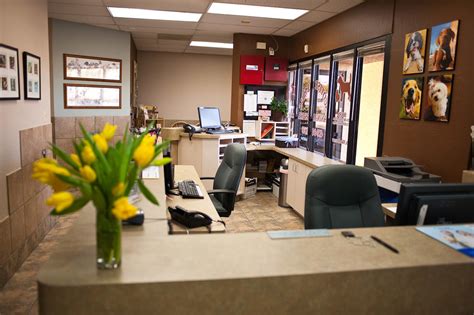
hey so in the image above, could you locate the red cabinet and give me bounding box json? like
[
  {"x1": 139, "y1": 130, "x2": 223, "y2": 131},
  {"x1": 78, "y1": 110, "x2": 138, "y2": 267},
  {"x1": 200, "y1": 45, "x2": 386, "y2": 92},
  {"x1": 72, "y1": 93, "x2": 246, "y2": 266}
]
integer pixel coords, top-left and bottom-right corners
[
  {"x1": 265, "y1": 57, "x2": 288, "y2": 82},
  {"x1": 240, "y1": 55, "x2": 264, "y2": 85}
]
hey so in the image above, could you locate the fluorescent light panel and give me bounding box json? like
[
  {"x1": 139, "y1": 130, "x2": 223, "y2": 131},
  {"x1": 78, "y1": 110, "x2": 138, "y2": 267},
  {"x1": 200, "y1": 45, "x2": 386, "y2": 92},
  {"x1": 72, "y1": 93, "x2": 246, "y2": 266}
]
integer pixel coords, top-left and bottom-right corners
[
  {"x1": 108, "y1": 7, "x2": 201, "y2": 22},
  {"x1": 208, "y1": 2, "x2": 308, "y2": 20},
  {"x1": 190, "y1": 41, "x2": 233, "y2": 49}
]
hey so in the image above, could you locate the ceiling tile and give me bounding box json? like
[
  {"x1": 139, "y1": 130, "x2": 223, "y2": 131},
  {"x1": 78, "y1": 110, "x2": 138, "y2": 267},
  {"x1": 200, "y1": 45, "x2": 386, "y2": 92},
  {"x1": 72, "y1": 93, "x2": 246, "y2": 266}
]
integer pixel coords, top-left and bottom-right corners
[
  {"x1": 113, "y1": 17, "x2": 197, "y2": 30},
  {"x1": 198, "y1": 23, "x2": 278, "y2": 35},
  {"x1": 272, "y1": 28, "x2": 298, "y2": 36},
  {"x1": 186, "y1": 46, "x2": 233, "y2": 56},
  {"x1": 49, "y1": 13, "x2": 116, "y2": 25},
  {"x1": 282, "y1": 20, "x2": 315, "y2": 31},
  {"x1": 93, "y1": 24, "x2": 121, "y2": 30},
  {"x1": 315, "y1": 0, "x2": 363, "y2": 13},
  {"x1": 122, "y1": 26, "x2": 195, "y2": 35},
  {"x1": 132, "y1": 31, "x2": 158, "y2": 39},
  {"x1": 201, "y1": 13, "x2": 288, "y2": 28},
  {"x1": 48, "y1": 3, "x2": 110, "y2": 16},
  {"x1": 133, "y1": 38, "x2": 158, "y2": 46},
  {"x1": 48, "y1": 0, "x2": 104, "y2": 5},
  {"x1": 298, "y1": 9, "x2": 336, "y2": 22},
  {"x1": 215, "y1": 0, "x2": 328, "y2": 10},
  {"x1": 102, "y1": 0, "x2": 211, "y2": 13},
  {"x1": 158, "y1": 39, "x2": 190, "y2": 46},
  {"x1": 193, "y1": 30, "x2": 234, "y2": 42}
]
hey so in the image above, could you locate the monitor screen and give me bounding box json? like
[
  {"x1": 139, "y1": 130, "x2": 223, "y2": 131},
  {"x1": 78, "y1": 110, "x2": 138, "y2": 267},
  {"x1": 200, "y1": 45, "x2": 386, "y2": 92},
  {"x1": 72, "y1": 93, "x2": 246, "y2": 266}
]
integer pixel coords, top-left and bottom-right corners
[{"x1": 198, "y1": 107, "x2": 221, "y2": 129}]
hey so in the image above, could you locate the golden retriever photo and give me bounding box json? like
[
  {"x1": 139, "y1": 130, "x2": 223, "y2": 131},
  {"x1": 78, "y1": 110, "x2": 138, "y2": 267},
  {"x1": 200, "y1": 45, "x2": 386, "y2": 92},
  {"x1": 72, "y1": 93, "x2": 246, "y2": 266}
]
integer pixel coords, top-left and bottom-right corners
[
  {"x1": 402, "y1": 29, "x2": 427, "y2": 74},
  {"x1": 400, "y1": 77, "x2": 423, "y2": 120},
  {"x1": 429, "y1": 20, "x2": 459, "y2": 72},
  {"x1": 424, "y1": 74, "x2": 453, "y2": 122}
]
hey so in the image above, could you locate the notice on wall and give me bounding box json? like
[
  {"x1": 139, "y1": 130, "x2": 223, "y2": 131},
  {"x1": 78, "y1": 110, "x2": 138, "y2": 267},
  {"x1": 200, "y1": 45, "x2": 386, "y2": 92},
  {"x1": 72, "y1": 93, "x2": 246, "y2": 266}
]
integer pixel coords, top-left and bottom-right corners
[
  {"x1": 257, "y1": 90, "x2": 274, "y2": 104},
  {"x1": 244, "y1": 94, "x2": 258, "y2": 112}
]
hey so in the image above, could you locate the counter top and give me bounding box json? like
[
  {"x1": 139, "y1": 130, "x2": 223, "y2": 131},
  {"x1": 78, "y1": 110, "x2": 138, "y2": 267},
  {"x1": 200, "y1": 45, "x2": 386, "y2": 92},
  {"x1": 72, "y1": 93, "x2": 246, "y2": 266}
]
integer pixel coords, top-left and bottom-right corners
[{"x1": 179, "y1": 132, "x2": 248, "y2": 139}]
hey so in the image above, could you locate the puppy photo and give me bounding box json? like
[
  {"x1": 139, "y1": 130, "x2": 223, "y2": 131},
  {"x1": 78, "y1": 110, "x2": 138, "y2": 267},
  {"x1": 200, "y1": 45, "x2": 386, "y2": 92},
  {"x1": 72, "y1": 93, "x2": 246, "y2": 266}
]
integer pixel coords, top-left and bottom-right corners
[
  {"x1": 399, "y1": 77, "x2": 423, "y2": 120},
  {"x1": 429, "y1": 20, "x2": 459, "y2": 72},
  {"x1": 424, "y1": 75, "x2": 453, "y2": 122},
  {"x1": 402, "y1": 29, "x2": 427, "y2": 74}
]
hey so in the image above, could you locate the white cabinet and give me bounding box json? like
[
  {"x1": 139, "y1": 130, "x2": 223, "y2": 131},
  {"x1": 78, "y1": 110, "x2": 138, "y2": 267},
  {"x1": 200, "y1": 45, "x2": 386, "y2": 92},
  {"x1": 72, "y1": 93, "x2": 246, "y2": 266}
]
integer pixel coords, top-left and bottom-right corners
[{"x1": 286, "y1": 158, "x2": 313, "y2": 217}]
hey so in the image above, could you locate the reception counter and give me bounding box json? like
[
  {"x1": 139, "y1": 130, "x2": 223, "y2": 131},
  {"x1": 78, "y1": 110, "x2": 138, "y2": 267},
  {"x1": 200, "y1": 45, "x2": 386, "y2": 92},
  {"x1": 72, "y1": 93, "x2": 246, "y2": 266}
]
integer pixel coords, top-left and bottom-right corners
[{"x1": 38, "y1": 166, "x2": 474, "y2": 314}]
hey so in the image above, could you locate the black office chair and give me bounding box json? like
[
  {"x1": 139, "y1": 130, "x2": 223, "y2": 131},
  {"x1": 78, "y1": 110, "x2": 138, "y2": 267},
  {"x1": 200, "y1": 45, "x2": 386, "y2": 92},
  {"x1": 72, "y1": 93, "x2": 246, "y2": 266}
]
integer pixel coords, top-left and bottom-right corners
[
  {"x1": 201, "y1": 143, "x2": 247, "y2": 217},
  {"x1": 304, "y1": 165, "x2": 385, "y2": 229}
]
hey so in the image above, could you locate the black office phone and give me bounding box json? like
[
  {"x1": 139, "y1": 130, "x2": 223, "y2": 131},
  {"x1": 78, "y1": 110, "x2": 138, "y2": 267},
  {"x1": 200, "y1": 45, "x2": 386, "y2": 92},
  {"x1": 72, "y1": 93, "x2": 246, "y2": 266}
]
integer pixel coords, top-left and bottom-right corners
[{"x1": 168, "y1": 206, "x2": 213, "y2": 228}]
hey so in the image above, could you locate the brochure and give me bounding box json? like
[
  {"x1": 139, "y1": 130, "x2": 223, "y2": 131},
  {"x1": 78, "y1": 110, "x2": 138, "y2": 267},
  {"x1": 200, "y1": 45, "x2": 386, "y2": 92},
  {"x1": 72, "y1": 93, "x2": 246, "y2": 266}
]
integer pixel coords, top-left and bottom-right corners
[{"x1": 416, "y1": 225, "x2": 474, "y2": 258}]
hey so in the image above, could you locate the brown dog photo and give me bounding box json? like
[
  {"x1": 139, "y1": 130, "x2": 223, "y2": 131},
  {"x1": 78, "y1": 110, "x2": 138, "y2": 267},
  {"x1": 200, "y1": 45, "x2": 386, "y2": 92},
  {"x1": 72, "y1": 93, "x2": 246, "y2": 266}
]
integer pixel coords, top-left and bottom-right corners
[
  {"x1": 429, "y1": 20, "x2": 459, "y2": 72},
  {"x1": 399, "y1": 77, "x2": 424, "y2": 120},
  {"x1": 403, "y1": 29, "x2": 427, "y2": 74}
]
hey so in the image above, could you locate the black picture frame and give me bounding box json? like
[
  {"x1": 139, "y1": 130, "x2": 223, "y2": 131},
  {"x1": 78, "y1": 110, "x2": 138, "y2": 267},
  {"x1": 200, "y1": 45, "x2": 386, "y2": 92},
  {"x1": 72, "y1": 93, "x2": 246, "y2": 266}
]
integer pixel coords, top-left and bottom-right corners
[
  {"x1": 0, "y1": 43, "x2": 20, "y2": 100},
  {"x1": 23, "y1": 52, "x2": 41, "y2": 100}
]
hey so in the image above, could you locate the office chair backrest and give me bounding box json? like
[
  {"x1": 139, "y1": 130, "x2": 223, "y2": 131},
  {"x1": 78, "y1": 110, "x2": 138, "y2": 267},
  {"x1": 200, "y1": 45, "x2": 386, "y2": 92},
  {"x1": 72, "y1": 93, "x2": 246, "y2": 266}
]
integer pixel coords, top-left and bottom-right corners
[
  {"x1": 304, "y1": 165, "x2": 385, "y2": 229},
  {"x1": 213, "y1": 143, "x2": 247, "y2": 211}
]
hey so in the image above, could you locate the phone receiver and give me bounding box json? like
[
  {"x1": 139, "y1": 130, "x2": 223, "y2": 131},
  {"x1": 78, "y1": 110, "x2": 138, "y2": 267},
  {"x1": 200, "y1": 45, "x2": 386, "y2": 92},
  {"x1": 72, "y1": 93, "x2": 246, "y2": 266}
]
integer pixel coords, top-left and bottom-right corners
[
  {"x1": 183, "y1": 123, "x2": 196, "y2": 134},
  {"x1": 168, "y1": 206, "x2": 213, "y2": 228}
]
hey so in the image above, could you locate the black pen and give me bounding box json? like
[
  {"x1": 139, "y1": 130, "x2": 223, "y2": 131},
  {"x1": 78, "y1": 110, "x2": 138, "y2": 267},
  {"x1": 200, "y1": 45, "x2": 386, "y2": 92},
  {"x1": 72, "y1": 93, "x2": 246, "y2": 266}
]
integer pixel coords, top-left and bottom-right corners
[{"x1": 371, "y1": 235, "x2": 399, "y2": 254}]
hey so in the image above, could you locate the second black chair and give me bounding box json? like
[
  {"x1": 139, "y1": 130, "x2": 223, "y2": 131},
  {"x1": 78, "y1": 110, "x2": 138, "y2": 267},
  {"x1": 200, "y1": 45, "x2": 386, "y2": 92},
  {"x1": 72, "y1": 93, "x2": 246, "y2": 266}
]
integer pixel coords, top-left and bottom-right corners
[{"x1": 200, "y1": 143, "x2": 247, "y2": 217}]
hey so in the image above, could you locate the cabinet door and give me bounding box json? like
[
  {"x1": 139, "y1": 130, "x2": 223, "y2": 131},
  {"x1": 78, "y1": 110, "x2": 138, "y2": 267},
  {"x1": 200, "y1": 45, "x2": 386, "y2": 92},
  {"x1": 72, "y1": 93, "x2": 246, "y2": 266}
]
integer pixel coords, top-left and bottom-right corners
[
  {"x1": 286, "y1": 159, "x2": 297, "y2": 208},
  {"x1": 293, "y1": 162, "x2": 314, "y2": 217}
]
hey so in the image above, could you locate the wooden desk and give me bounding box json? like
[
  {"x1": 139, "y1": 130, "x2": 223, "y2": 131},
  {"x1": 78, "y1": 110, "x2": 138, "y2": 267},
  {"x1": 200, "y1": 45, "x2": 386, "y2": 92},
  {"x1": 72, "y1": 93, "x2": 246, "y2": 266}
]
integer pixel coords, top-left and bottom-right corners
[{"x1": 167, "y1": 165, "x2": 225, "y2": 233}]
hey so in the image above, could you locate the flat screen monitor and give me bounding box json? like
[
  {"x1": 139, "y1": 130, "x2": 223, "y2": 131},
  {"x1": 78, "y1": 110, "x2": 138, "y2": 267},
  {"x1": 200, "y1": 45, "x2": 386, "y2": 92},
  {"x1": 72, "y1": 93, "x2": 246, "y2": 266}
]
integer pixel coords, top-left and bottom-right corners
[
  {"x1": 395, "y1": 183, "x2": 474, "y2": 225},
  {"x1": 163, "y1": 149, "x2": 174, "y2": 194},
  {"x1": 198, "y1": 107, "x2": 222, "y2": 129}
]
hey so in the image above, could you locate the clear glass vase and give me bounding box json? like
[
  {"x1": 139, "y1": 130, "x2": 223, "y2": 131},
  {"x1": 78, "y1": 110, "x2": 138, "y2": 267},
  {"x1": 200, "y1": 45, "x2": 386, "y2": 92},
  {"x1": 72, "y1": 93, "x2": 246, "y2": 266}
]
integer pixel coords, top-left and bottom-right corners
[{"x1": 96, "y1": 209, "x2": 121, "y2": 269}]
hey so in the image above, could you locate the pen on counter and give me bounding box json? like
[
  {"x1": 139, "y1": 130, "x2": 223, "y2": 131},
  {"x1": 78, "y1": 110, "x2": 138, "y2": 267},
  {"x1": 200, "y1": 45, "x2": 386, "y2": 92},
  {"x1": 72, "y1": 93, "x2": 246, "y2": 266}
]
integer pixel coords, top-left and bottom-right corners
[{"x1": 370, "y1": 235, "x2": 399, "y2": 254}]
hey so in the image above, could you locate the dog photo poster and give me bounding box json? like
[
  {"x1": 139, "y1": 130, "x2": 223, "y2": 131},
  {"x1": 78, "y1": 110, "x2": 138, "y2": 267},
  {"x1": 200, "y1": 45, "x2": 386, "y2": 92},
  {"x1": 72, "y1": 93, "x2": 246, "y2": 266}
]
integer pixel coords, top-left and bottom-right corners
[
  {"x1": 400, "y1": 77, "x2": 424, "y2": 120},
  {"x1": 429, "y1": 20, "x2": 459, "y2": 72},
  {"x1": 402, "y1": 29, "x2": 427, "y2": 74},
  {"x1": 424, "y1": 74, "x2": 454, "y2": 122}
]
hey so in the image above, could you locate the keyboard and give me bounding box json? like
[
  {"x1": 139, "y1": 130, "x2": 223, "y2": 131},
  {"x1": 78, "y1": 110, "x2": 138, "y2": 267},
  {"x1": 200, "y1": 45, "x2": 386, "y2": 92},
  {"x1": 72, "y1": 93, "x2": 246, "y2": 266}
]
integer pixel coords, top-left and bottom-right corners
[
  {"x1": 206, "y1": 129, "x2": 233, "y2": 134},
  {"x1": 178, "y1": 180, "x2": 204, "y2": 199}
]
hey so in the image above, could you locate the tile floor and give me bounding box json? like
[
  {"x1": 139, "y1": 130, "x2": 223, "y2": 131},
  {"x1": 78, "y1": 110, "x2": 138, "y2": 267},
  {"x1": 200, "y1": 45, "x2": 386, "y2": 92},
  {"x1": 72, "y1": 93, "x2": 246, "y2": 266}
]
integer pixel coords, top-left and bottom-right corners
[{"x1": 0, "y1": 192, "x2": 303, "y2": 314}]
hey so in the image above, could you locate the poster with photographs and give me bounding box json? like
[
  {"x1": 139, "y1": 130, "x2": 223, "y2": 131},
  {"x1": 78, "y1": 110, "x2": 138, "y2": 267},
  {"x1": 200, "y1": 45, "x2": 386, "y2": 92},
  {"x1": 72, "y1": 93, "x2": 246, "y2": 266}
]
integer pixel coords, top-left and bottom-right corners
[
  {"x1": 402, "y1": 29, "x2": 427, "y2": 74},
  {"x1": 64, "y1": 84, "x2": 121, "y2": 109},
  {"x1": 429, "y1": 20, "x2": 459, "y2": 72},
  {"x1": 399, "y1": 77, "x2": 424, "y2": 120},
  {"x1": 64, "y1": 54, "x2": 122, "y2": 82},
  {"x1": 424, "y1": 74, "x2": 454, "y2": 122},
  {"x1": 23, "y1": 52, "x2": 41, "y2": 100},
  {"x1": 0, "y1": 44, "x2": 20, "y2": 100}
]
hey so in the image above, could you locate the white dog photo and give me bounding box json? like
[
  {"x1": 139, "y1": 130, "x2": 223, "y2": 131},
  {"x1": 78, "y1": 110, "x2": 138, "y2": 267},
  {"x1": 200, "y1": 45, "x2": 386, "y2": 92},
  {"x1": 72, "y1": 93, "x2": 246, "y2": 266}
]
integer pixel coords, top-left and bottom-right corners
[{"x1": 424, "y1": 75, "x2": 453, "y2": 122}]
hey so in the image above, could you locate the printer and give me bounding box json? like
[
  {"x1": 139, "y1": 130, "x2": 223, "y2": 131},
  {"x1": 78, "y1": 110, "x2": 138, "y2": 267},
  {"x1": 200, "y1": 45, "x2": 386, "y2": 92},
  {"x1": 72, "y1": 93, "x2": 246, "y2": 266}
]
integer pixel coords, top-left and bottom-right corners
[{"x1": 364, "y1": 157, "x2": 441, "y2": 196}]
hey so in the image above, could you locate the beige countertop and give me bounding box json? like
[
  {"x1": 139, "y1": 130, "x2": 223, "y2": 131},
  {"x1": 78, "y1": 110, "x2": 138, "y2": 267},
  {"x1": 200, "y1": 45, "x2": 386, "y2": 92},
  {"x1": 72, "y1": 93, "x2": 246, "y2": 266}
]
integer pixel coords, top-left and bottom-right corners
[{"x1": 179, "y1": 132, "x2": 248, "y2": 139}]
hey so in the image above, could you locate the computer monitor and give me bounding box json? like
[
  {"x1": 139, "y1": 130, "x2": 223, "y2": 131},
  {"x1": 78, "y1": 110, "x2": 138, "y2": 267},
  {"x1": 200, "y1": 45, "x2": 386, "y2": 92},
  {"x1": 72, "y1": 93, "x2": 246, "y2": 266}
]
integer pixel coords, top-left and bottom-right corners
[
  {"x1": 198, "y1": 107, "x2": 222, "y2": 130},
  {"x1": 395, "y1": 183, "x2": 474, "y2": 225},
  {"x1": 163, "y1": 149, "x2": 174, "y2": 194}
]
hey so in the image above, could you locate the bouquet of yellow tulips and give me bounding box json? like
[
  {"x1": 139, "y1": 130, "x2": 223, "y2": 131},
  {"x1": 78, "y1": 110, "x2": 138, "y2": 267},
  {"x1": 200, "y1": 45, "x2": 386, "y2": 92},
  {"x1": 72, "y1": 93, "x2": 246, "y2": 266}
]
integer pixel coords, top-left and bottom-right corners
[{"x1": 32, "y1": 123, "x2": 170, "y2": 269}]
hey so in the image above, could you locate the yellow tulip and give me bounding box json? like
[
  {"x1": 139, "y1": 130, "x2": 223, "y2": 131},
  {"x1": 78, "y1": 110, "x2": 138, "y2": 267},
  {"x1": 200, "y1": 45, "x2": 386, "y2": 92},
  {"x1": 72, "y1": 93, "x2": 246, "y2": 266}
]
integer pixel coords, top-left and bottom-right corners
[
  {"x1": 100, "y1": 123, "x2": 117, "y2": 141},
  {"x1": 70, "y1": 153, "x2": 82, "y2": 167},
  {"x1": 142, "y1": 134, "x2": 156, "y2": 146},
  {"x1": 32, "y1": 158, "x2": 70, "y2": 192},
  {"x1": 92, "y1": 134, "x2": 108, "y2": 153},
  {"x1": 112, "y1": 182, "x2": 125, "y2": 197},
  {"x1": 80, "y1": 165, "x2": 97, "y2": 183},
  {"x1": 112, "y1": 197, "x2": 137, "y2": 220},
  {"x1": 46, "y1": 191, "x2": 74, "y2": 212},
  {"x1": 81, "y1": 145, "x2": 96, "y2": 164},
  {"x1": 133, "y1": 142, "x2": 155, "y2": 168}
]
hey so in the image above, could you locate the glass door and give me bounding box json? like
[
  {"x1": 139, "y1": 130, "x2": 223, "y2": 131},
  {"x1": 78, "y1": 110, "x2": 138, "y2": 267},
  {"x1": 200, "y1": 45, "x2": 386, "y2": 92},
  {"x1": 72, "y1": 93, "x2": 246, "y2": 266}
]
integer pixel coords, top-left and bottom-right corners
[
  {"x1": 310, "y1": 56, "x2": 331, "y2": 154},
  {"x1": 287, "y1": 64, "x2": 297, "y2": 136},
  {"x1": 329, "y1": 50, "x2": 354, "y2": 163},
  {"x1": 295, "y1": 60, "x2": 312, "y2": 149}
]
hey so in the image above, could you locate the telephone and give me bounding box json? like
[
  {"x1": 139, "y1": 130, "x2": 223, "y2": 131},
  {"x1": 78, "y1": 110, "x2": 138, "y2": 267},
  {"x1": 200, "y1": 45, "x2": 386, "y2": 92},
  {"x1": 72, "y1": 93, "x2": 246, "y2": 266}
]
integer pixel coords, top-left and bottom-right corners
[
  {"x1": 168, "y1": 206, "x2": 213, "y2": 228},
  {"x1": 183, "y1": 124, "x2": 202, "y2": 140}
]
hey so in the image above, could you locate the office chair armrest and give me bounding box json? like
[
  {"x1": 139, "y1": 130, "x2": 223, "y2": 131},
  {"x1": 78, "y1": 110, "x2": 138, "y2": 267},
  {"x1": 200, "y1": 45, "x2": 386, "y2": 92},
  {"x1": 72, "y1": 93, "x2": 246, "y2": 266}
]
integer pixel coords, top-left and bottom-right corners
[
  {"x1": 207, "y1": 189, "x2": 235, "y2": 195},
  {"x1": 200, "y1": 177, "x2": 215, "y2": 181}
]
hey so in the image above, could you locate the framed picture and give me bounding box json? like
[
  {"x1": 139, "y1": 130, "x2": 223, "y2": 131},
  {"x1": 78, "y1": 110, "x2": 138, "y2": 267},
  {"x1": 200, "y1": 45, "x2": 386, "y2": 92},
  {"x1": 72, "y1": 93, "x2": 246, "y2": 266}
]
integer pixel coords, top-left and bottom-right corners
[
  {"x1": 0, "y1": 43, "x2": 20, "y2": 100},
  {"x1": 402, "y1": 29, "x2": 427, "y2": 74},
  {"x1": 64, "y1": 54, "x2": 122, "y2": 82},
  {"x1": 423, "y1": 74, "x2": 454, "y2": 122},
  {"x1": 399, "y1": 77, "x2": 424, "y2": 120},
  {"x1": 64, "y1": 84, "x2": 121, "y2": 109},
  {"x1": 23, "y1": 52, "x2": 41, "y2": 100},
  {"x1": 428, "y1": 20, "x2": 459, "y2": 72}
]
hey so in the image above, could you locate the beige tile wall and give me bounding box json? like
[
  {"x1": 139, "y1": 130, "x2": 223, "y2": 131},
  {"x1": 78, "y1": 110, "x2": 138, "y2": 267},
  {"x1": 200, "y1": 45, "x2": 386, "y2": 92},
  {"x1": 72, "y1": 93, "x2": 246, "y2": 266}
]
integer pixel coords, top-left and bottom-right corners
[{"x1": 0, "y1": 124, "x2": 57, "y2": 288}]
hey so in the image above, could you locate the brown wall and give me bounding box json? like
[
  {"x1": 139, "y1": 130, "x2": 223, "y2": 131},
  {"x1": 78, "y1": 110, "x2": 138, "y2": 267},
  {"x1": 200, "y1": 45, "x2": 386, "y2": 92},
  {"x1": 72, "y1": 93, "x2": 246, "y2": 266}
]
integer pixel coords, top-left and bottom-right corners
[
  {"x1": 231, "y1": 34, "x2": 290, "y2": 127},
  {"x1": 289, "y1": 0, "x2": 394, "y2": 61},
  {"x1": 287, "y1": 0, "x2": 473, "y2": 182},
  {"x1": 383, "y1": 0, "x2": 474, "y2": 182}
]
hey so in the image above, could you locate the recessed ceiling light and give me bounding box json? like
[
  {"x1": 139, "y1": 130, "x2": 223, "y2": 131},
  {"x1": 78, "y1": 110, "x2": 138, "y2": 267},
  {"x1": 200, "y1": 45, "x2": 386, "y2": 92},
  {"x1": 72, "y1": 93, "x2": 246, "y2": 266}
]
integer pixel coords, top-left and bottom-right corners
[
  {"x1": 190, "y1": 41, "x2": 233, "y2": 49},
  {"x1": 107, "y1": 7, "x2": 202, "y2": 22},
  {"x1": 208, "y1": 2, "x2": 307, "y2": 20}
]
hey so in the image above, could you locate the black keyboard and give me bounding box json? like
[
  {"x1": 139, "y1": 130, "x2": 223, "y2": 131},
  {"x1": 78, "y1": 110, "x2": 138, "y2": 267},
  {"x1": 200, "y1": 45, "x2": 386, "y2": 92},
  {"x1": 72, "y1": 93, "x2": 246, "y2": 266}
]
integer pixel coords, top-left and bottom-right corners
[
  {"x1": 178, "y1": 180, "x2": 204, "y2": 199},
  {"x1": 206, "y1": 129, "x2": 233, "y2": 134}
]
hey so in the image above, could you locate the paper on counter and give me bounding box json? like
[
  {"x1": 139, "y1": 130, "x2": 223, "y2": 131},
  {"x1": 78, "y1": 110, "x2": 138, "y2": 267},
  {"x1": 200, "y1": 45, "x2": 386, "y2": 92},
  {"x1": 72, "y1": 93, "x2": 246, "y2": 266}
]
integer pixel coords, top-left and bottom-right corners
[
  {"x1": 267, "y1": 229, "x2": 331, "y2": 239},
  {"x1": 142, "y1": 166, "x2": 160, "y2": 179},
  {"x1": 257, "y1": 90, "x2": 274, "y2": 104},
  {"x1": 244, "y1": 94, "x2": 257, "y2": 112}
]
